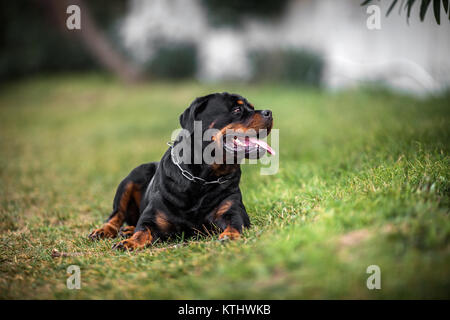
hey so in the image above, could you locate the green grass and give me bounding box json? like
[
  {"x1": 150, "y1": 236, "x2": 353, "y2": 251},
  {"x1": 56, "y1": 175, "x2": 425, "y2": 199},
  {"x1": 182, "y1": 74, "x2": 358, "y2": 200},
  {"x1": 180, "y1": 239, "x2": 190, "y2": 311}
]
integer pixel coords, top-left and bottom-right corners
[{"x1": 0, "y1": 74, "x2": 449, "y2": 299}]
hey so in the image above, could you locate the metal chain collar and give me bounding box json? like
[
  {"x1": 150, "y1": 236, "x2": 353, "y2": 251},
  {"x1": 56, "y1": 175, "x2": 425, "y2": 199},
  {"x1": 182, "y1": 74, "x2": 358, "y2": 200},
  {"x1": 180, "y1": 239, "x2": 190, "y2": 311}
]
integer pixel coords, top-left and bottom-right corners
[{"x1": 167, "y1": 142, "x2": 228, "y2": 185}]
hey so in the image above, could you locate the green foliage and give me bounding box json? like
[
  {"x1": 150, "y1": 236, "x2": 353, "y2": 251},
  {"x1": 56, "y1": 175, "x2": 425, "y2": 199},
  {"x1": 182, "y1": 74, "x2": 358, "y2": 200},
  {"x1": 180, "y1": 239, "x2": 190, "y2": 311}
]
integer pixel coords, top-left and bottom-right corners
[
  {"x1": 147, "y1": 43, "x2": 198, "y2": 79},
  {"x1": 0, "y1": 75, "x2": 449, "y2": 299},
  {"x1": 361, "y1": 0, "x2": 450, "y2": 24},
  {"x1": 201, "y1": 0, "x2": 290, "y2": 26},
  {"x1": 250, "y1": 49, "x2": 324, "y2": 86}
]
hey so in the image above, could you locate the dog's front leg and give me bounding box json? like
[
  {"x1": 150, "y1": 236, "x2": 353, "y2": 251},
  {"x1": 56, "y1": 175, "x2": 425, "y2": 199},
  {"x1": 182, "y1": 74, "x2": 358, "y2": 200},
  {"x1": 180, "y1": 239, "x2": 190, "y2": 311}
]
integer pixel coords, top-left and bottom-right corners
[
  {"x1": 211, "y1": 197, "x2": 250, "y2": 240},
  {"x1": 112, "y1": 206, "x2": 155, "y2": 251}
]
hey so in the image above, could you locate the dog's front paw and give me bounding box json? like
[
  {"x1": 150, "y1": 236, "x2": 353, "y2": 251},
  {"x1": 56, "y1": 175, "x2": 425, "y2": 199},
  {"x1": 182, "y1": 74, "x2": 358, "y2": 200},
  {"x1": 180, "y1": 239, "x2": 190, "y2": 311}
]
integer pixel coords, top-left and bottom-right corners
[
  {"x1": 219, "y1": 226, "x2": 241, "y2": 241},
  {"x1": 112, "y1": 239, "x2": 139, "y2": 251},
  {"x1": 119, "y1": 226, "x2": 135, "y2": 238},
  {"x1": 88, "y1": 224, "x2": 118, "y2": 240},
  {"x1": 112, "y1": 229, "x2": 152, "y2": 251}
]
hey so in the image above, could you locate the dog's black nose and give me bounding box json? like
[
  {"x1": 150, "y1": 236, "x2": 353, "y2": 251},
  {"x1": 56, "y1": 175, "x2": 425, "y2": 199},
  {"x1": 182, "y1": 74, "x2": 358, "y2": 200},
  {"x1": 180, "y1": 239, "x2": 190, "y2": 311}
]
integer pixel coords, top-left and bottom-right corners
[{"x1": 261, "y1": 110, "x2": 272, "y2": 118}]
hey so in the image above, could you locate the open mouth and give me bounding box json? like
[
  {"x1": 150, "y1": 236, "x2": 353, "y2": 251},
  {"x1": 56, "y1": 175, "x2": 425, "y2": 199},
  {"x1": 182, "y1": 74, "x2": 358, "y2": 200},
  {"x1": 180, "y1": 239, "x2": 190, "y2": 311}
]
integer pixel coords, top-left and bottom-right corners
[{"x1": 224, "y1": 134, "x2": 275, "y2": 156}]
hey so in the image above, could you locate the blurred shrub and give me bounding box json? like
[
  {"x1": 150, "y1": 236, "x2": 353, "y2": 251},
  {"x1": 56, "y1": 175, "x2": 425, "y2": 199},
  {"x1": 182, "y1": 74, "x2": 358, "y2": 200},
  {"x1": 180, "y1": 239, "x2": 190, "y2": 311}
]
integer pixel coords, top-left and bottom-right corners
[
  {"x1": 147, "y1": 43, "x2": 197, "y2": 79},
  {"x1": 0, "y1": 0, "x2": 125, "y2": 82},
  {"x1": 201, "y1": 0, "x2": 290, "y2": 26},
  {"x1": 0, "y1": 1, "x2": 93, "y2": 81},
  {"x1": 249, "y1": 49, "x2": 324, "y2": 86}
]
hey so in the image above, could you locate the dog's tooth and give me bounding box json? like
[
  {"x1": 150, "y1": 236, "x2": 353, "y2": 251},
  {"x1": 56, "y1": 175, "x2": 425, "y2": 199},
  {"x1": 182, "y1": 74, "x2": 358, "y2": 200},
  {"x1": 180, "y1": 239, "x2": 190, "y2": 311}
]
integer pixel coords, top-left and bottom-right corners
[{"x1": 234, "y1": 138, "x2": 246, "y2": 147}]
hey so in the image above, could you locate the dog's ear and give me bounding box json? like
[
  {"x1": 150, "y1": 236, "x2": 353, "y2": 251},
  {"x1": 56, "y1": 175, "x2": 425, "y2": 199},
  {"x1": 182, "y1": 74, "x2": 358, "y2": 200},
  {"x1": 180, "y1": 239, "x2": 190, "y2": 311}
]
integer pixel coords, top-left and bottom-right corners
[{"x1": 179, "y1": 94, "x2": 213, "y2": 132}]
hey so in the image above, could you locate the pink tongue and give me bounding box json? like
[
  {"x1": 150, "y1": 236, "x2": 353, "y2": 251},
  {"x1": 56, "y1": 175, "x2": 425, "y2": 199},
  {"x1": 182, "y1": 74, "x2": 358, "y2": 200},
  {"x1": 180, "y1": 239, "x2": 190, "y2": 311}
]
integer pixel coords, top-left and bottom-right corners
[{"x1": 249, "y1": 137, "x2": 275, "y2": 155}]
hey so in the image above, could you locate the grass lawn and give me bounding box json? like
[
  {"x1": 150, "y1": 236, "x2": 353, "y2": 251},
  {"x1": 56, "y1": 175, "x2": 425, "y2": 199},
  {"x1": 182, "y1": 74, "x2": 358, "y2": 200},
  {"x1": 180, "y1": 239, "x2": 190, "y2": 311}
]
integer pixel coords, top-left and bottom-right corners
[{"x1": 0, "y1": 74, "x2": 449, "y2": 299}]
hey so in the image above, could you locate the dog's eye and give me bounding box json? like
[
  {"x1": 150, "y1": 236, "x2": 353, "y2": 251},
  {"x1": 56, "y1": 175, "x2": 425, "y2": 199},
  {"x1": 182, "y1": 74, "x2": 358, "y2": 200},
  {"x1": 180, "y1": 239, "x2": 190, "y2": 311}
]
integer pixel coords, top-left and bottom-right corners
[{"x1": 232, "y1": 107, "x2": 242, "y2": 115}]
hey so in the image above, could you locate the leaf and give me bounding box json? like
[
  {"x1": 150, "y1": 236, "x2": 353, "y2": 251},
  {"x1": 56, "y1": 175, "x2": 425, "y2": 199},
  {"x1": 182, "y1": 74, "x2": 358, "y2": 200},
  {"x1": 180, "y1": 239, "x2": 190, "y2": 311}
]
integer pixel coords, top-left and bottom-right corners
[
  {"x1": 386, "y1": 0, "x2": 399, "y2": 16},
  {"x1": 433, "y1": 0, "x2": 441, "y2": 24},
  {"x1": 420, "y1": 0, "x2": 432, "y2": 20},
  {"x1": 443, "y1": 0, "x2": 449, "y2": 13},
  {"x1": 405, "y1": 0, "x2": 416, "y2": 22}
]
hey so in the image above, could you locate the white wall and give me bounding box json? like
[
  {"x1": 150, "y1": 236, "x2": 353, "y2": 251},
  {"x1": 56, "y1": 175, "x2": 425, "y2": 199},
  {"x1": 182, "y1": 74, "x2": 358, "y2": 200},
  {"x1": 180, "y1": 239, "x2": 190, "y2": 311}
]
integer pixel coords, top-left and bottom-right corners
[{"x1": 120, "y1": 0, "x2": 450, "y2": 94}]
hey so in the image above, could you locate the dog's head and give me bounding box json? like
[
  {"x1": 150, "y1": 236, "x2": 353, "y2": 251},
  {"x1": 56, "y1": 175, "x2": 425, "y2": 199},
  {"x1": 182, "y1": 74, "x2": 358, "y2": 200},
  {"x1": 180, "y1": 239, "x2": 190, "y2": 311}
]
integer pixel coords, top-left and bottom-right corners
[{"x1": 179, "y1": 92, "x2": 274, "y2": 159}]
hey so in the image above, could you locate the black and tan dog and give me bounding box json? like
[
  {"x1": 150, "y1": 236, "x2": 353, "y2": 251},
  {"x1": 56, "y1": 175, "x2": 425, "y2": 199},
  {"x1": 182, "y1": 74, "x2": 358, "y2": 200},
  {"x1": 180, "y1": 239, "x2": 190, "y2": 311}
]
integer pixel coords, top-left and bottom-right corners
[{"x1": 89, "y1": 93, "x2": 273, "y2": 250}]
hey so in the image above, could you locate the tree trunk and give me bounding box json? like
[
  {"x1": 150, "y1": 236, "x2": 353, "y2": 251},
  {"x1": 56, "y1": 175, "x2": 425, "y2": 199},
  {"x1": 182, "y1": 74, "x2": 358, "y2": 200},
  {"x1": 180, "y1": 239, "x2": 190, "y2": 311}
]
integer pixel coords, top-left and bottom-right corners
[{"x1": 41, "y1": 0, "x2": 142, "y2": 83}]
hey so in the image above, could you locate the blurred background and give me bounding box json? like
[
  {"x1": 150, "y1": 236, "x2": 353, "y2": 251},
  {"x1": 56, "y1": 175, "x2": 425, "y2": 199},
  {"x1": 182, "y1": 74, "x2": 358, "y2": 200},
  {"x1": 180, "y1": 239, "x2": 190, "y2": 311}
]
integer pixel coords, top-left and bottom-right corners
[
  {"x1": 2, "y1": 0, "x2": 449, "y2": 94},
  {"x1": 1, "y1": 0, "x2": 449, "y2": 300}
]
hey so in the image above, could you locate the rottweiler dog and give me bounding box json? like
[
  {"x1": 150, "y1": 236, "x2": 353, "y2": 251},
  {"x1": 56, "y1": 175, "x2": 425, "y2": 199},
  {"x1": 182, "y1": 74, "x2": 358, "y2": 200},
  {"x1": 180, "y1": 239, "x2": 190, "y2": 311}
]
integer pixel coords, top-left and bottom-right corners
[{"x1": 88, "y1": 93, "x2": 274, "y2": 250}]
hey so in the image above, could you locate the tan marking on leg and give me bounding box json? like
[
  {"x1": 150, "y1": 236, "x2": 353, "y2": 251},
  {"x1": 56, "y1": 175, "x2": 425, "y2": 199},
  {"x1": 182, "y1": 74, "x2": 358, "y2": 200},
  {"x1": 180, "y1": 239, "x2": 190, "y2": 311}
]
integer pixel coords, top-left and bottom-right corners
[
  {"x1": 132, "y1": 188, "x2": 142, "y2": 209},
  {"x1": 119, "y1": 183, "x2": 134, "y2": 212},
  {"x1": 108, "y1": 211, "x2": 125, "y2": 230},
  {"x1": 214, "y1": 200, "x2": 233, "y2": 220},
  {"x1": 155, "y1": 210, "x2": 171, "y2": 232}
]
